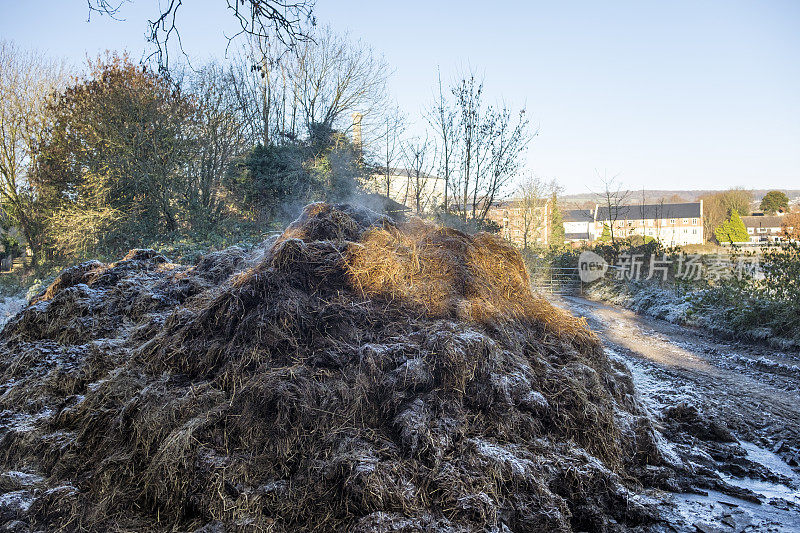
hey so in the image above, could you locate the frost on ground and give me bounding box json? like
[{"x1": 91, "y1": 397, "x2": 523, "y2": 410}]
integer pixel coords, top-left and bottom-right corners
[
  {"x1": 559, "y1": 296, "x2": 800, "y2": 532},
  {"x1": 0, "y1": 297, "x2": 26, "y2": 331},
  {"x1": 0, "y1": 203, "x2": 692, "y2": 532},
  {"x1": 584, "y1": 278, "x2": 799, "y2": 351}
]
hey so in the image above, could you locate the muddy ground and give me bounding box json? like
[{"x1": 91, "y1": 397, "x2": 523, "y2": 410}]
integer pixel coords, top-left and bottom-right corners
[{"x1": 558, "y1": 296, "x2": 800, "y2": 532}]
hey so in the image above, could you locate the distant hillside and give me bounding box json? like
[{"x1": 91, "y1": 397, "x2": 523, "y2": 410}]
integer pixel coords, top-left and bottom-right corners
[{"x1": 561, "y1": 189, "x2": 800, "y2": 206}]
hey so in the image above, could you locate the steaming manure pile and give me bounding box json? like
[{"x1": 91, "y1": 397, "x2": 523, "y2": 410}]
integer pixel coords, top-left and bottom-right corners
[{"x1": 0, "y1": 204, "x2": 676, "y2": 532}]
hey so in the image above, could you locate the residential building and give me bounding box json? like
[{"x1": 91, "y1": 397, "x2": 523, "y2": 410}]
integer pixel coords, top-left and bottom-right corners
[
  {"x1": 485, "y1": 199, "x2": 551, "y2": 248},
  {"x1": 741, "y1": 214, "x2": 790, "y2": 243},
  {"x1": 563, "y1": 209, "x2": 595, "y2": 242},
  {"x1": 594, "y1": 202, "x2": 704, "y2": 245}
]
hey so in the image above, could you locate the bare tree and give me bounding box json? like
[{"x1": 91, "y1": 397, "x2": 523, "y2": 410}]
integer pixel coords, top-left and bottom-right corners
[
  {"x1": 373, "y1": 107, "x2": 405, "y2": 199},
  {"x1": 0, "y1": 41, "x2": 68, "y2": 263},
  {"x1": 426, "y1": 69, "x2": 457, "y2": 213},
  {"x1": 401, "y1": 135, "x2": 438, "y2": 215},
  {"x1": 185, "y1": 62, "x2": 249, "y2": 224},
  {"x1": 476, "y1": 106, "x2": 533, "y2": 224},
  {"x1": 291, "y1": 26, "x2": 390, "y2": 138},
  {"x1": 452, "y1": 74, "x2": 480, "y2": 224},
  {"x1": 225, "y1": 43, "x2": 301, "y2": 146},
  {"x1": 595, "y1": 173, "x2": 630, "y2": 244},
  {"x1": 87, "y1": 0, "x2": 315, "y2": 71},
  {"x1": 516, "y1": 175, "x2": 550, "y2": 251},
  {"x1": 447, "y1": 73, "x2": 532, "y2": 230},
  {"x1": 654, "y1": 198, "x2": 665, "y2": 242}
]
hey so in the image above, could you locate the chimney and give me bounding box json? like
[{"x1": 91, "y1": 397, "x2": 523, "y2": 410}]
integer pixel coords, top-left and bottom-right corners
[{"x1": 352, "y1": 112, "x2": 363, "y2": 152}]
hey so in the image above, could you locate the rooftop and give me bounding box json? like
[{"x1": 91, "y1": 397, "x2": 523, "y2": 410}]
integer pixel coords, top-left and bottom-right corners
[
  {"x1": 741, "y1": 215, "x2": 787, "y2": 228},
  {"x1": 563, "y1": 209, "x2": 594, "y2": 223},
  {"x1": 596, "y1": 202, "x2": 701, "y2": 221}
]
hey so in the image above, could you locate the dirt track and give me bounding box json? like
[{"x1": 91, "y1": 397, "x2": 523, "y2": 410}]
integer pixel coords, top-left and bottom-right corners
[{"x1": 558, "y1": 296, "x2": 800, "y2": 532}]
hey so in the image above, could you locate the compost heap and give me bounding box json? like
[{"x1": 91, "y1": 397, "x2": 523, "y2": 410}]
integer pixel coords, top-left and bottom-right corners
[{"x1": 0, "y1": 203, "x2": 672, "y2": 532}]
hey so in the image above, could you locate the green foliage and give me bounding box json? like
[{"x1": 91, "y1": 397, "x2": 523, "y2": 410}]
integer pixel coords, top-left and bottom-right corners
[
  {"x1": 227, "y1": 143, "x2": 317, "y2": 220},
  {"x1": 713, "y1": 210, "x2": 749, "y2": 244},
  {"x1": 598, "y1": 224, "x2": 612, "y2": 242},
  {"x1": 756, "y1": 241, "x2": 800, "y2": 302},
  {"x1": 305, "y1": 132, "x2": 362, "y2": 203},
  {"x1": 759, "y1": 190, "x2": 789, "y2": 215},
  {"x1": 35, "y1": 53, "x2": 197, "y2": 257},
  {"x1": 478, "y1": 218, "x2": 502, "y2": 233},
  {"x1": 618, "y1": 234, "x2": 656, "y2": 247},
  {"x1": 699, "y1": 188, "x2": 752, "y2": 243},
  {"x1": 227, "y1": 130, "x2": 364, "y2": 223},
  {"x1": 25, "y1": 54, "x2": 369, "y2": 265},
  {"x1": 0, "y1": 234, "x2": 21, "y2": 256},
  {"x1": 698, "y1": 242, "x2": 800, "y2": 344},
  {"x1": 549, "y1": 193, "x2": 565, "y2": 245}
]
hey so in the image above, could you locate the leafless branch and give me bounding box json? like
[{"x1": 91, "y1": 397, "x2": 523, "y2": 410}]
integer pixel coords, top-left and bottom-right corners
[{"x1": 86, "y1": 0, "x2": 315, "y2": 71}]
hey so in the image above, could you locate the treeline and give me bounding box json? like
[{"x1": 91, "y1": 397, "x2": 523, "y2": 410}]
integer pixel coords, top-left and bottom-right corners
[
  {"x1": 1, "y1": 29, "x2": 387, "y2": 265},
  {"x1": 701, "y1": 188, "x2": 795, "y2": 244},
  {"x1": 1, "y1": 29, "x2": 534, "y2": 267}
]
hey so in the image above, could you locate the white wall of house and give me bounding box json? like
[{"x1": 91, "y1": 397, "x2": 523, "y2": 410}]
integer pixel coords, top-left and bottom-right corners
[
  {"x1": 592, "y1": 201, "x2": 705, "y2": 245},
  {"x1": 593, "y1": 217, "x2": 704, "y2": 245},
  {"x1": 564, "y1": 221, "x2": 590, "y2": 235}
]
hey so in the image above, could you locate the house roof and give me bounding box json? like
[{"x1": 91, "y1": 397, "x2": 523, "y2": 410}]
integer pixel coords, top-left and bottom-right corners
[
  {"x1": 563, "y1": 209, "x2": 594, "y2": 222},
  {"x1": 595, "y1": 202, "x2": 701, "y2": 221},
  {"x1": 741, "y1": 215, "x2": 786, "y2": 229}
]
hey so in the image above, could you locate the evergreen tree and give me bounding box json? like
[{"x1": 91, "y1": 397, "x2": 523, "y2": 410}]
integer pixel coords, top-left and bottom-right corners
[
  {"x1": 598, "y1": 224, "x2": 612, "y2": 242},
  {"x1": 760, "y1": 190, "x2": 789, "y2": 215},
  {"x1": 714, "y1": 210, "x2": 750, "y2": 244},
  {"x1": 549, "y1": 192, "x2": 565, "y2": 246}
]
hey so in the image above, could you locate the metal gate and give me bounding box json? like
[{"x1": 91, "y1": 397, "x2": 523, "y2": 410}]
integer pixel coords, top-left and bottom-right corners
[{"x1": 528, "y1": 266, "x2": 582, "y2": 295}]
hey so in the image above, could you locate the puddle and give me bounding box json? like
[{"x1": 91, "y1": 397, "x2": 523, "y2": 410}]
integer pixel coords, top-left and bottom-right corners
[
  {"x1": 669, "y1": 489, "x2": 800, "y2": 533},
  {"x1": 717, "y1": 441, "x2": 800, "y2": 507},
  {"x1": 739, "y1": 441, "x2": 799, "y2": 482}
]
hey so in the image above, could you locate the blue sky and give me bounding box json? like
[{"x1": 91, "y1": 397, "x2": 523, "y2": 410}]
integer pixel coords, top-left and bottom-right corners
[{"x1": 1, "y1": 1, "x2": 798, "y2": 194}]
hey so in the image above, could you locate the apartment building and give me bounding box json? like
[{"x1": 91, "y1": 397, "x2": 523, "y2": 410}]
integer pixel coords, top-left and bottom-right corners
[
  {"x1": 594, "y1": 202, "x2": 704, "y2": 245},
  {"x1": 485, "y1": 199, "x2": 551, "y2": 248}
]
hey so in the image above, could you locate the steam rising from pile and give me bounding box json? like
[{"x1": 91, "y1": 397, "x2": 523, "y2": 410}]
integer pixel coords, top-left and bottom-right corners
[{"x1": 0, "y1": 203, "x2": 668, "y2": 531}]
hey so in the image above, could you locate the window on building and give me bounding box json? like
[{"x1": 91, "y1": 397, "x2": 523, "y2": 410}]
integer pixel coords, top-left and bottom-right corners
[
  {"x1": 683, "y1": 218, "x2": 689, "y2": 224},
  {"x1": 670, "y1": 219, "x2": 675, "y2": 224},
  {"x1": 693, "y1": 229, "x2": 697, "y2": 234},
  {"x1": 692, "y1": 218, "x2": 698, "y2": 225},
  {"x1": 757, "y1": 228, "x2": 767, "y2": 233}
]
